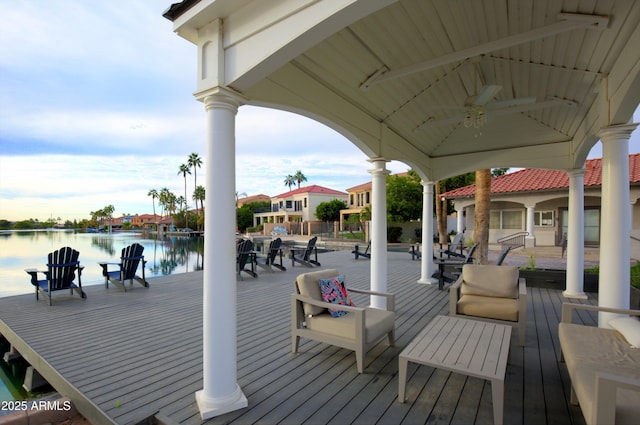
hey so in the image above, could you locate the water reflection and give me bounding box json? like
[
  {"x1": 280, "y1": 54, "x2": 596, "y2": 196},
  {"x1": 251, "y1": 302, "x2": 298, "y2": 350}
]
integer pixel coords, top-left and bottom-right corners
[{"x1": 0, "y1": 230, "x2": 205, "y2": 298}]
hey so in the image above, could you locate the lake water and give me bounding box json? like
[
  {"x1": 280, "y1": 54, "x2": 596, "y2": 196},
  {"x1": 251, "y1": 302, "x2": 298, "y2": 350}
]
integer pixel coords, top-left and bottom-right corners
[
  {"x1": 0, "y1": 230, "x2": 205, "y2": 299},
  {"x1": 0, "y1": 229, "x2": 209, "y2": 402}
]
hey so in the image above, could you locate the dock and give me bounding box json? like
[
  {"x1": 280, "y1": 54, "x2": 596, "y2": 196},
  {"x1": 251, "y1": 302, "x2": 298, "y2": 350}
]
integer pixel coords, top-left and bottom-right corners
[{"x1": 0, "y1": 250, "x2": 595, "y2": 424}]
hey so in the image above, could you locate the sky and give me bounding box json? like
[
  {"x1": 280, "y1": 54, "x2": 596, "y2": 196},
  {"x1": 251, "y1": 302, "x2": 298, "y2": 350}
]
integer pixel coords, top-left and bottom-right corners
[{"x1": 0, "y1": 1, "x2": 639, "y2": 223}]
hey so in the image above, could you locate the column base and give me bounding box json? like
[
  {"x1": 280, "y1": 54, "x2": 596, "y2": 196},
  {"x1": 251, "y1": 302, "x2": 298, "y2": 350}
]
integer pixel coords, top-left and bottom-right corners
[
  {"x1": 196, "y1": 385, "x2": 248, "y2": 420},
  {"x1": 562, "y1": 290, "x2": 588, "y2": 300},
  {"x1": 524, "y1": 236, "x2": 536, "y2": 248},
  {"x1": 417, "y1": 278, "x2": 438, "y2": 285}
]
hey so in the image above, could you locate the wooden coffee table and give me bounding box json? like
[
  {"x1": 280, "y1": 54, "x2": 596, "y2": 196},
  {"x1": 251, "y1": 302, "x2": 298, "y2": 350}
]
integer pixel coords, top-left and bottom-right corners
[{"x1": 398, "y1": 315, "x2": 511, "y2": 425}]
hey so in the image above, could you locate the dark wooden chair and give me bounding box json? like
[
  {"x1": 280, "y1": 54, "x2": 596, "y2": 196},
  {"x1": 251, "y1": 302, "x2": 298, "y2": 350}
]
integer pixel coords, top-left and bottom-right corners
[
  {"x1": 496, "y1": 246, "x2": 513, "y2": 265},
  {"x1": 256, "y1": 237, "x2": 286, "y2": 272},
  {"x1": 291, "y1": 236, "x2": 321, "y2": 267},
  {"x1": 237, "y1": 239, "x2": 257, "y2": 279},
  {"x1": 352, "y1": 241, "x2": 371, "y2": 260},
  {"x1": 99, "y1": 243, "x2": 149, "y2": 291},
  {"x1": 25, "y1": 246, "x2": 86, "y2": 305}
]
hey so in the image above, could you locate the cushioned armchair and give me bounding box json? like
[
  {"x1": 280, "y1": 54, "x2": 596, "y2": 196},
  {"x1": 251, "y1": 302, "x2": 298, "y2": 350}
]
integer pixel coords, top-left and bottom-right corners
[
  {"x1": 449, "y1": 264, "x2": 527, "y2": 346},
  {"x1": 291, "y1": 268, "x2": 395, "y2": 373}
]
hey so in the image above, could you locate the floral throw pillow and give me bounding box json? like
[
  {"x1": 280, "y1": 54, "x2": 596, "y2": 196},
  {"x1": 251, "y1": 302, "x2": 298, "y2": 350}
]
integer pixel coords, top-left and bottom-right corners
[{"x1": 318, "y1": 275, "x2": 354, "y2": 317}]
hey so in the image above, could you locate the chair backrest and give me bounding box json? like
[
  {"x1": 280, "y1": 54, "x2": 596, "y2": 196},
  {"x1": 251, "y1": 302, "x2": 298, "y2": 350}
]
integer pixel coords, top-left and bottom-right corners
[
  {"x1": 266, "y1": 238, "x2": 282, "y2": 263},
  {"x1": 495, "y1": 246, "x2": 512, "y2": 265},
  {"x1": 295, "y1": 268, "x2": 340, "y2": 316},
  {"x1": 121, "y1": 243, "x2": 144, "y2": 280},
  {"x1": 464, "y1": 243, "x2": 478, "y2": 263},
  {"x1": 237, "y1": 239, "x2": 254, "y2": 266},
  {"x1": 302, "y1": 236, "x2": 318, "y2": 260},
  {"x1": 450, "y1": 233, "x2": 464, "y2": 248},
  {"x1": 47, "y1": 247, "x2": 80, "y2": 290},
  {"x1": 460, "y1": 264, "x2": 519, "y2": 299}
]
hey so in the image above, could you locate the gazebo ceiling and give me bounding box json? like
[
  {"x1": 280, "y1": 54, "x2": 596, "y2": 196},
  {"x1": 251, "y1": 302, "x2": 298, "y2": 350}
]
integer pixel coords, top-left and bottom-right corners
[{"x1": 165, "y1": 0, "x2": 640, "y2": 180}]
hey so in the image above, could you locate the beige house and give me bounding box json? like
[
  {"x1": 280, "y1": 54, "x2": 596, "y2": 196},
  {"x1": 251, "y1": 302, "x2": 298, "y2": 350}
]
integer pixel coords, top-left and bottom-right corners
[
  {"x1": 253, "y1": 184, "x2": 347, "y2": 233},
  {"x1": 442, "y1": 154, "x2": 640, "y2": 259}
]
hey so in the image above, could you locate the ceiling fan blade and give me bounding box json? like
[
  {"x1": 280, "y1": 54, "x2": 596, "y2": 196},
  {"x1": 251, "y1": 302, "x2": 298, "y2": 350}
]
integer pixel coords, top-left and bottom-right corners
[
  {"x1": 414, "y1": 114, "x2": 467, "y2": 129},
  {"x1": 486, "y1": 96, "x2": 537, "y2": 110},
  {"x1": 469, "y1": 85, "x2": 502, "y2": 105},
  {"x1": 489, "y1": 97, "x2": 577, "y2": 115}
]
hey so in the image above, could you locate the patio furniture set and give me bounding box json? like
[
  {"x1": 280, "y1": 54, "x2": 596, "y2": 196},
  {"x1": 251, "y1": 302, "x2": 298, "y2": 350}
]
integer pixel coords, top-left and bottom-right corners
[{"x1": 291, "y1": 262, "x2": 639, "y2": 425}]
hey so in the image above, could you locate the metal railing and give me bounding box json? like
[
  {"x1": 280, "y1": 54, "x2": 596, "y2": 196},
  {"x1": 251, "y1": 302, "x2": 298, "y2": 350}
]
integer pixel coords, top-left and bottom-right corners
[{"x1": 497, "y1": 232, "x2": 529, "y2": 250}]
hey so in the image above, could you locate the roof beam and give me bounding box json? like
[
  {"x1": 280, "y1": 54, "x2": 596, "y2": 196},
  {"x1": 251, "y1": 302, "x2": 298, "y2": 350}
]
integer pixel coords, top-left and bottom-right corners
[{"x1": 360, "y1": 13, "x2": 608, "y2": 90}]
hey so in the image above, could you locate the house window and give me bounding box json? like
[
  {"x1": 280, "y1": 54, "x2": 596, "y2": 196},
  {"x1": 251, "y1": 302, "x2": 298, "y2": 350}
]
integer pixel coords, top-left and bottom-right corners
[
  {"x1": 286, "y1": 200, "x2": 292, "y2": 209},
  {"x1": 304, "y1": 197, "x2": 307, "y2": 208},
  {"x1": 295, "y1": 200, "x2": 302, "y2": 211},
  {"x1": 365, "y1": 192, "x2": 370, "y2": 204},
  {"x1": 350, "y1": 194, "x2": 354, "y2": 206},
  {"x1": 534, "y1": 211, "x2": 554, "y2": 227},
  {"x1": 489, "y1": 210, "x2": 523, "y2": 230}
]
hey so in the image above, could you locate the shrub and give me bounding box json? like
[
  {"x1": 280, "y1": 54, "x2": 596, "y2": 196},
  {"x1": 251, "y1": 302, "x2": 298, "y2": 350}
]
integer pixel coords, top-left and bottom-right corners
[{"x1": 387, "y1": 226, "x2": 402, "y2": 243}]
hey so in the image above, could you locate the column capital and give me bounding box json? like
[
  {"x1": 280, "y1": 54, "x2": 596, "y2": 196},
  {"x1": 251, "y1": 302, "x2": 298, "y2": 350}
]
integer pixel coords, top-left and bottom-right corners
[
  {"x1": 367, "y1": 157, "x2": 390, "y2": 176},
  {"x1": 598, "y1": 123, "x2": 639, "y2": 141},
  {"x1": 421, "y1": 180, "x2": 435, "y2": 186},
  {"x1": 566, "y1": 168, "x2": 587, "y2": 178},
  {"x1": 196, "y1": 86, "x2": 247, "y2": 108}
]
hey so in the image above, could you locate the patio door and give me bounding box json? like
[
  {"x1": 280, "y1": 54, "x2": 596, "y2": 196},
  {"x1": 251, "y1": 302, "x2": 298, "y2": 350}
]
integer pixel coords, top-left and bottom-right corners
[{"x1": 560, "y1": 208, "x2": 600, "y2": 246}]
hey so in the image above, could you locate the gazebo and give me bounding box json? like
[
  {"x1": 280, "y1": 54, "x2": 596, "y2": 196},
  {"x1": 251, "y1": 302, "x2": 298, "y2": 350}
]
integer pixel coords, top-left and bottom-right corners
[{"x1": 162, "y1": 0, "x2": 640, "y2": 418}]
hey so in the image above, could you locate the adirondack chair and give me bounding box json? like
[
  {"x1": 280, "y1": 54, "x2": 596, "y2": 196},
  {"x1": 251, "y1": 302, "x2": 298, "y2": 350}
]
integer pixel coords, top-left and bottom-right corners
[
  {"x1": 256, "y1": 237, "x2": 286, "y2": 272},
  {"x1": 495, "y1": 246, "x2": 513, "y2": 265},
  {"x1": 441, "y1": 233, "x2": 466, "y2": 258},
  {"x1": 25, "y1": 246, "x2": 86, "y2": 305},
  {"x1": 352, "y1": 241, "x2": 370, "y2": 260},
  {"x1": 99, "y1": 243, "x2": 149, "y2": 291},
  {"x1": 237, "y1": 239, "x2": 257, "y2": 279},
  {"x1": 433, "y1": 243, "x2": 478, "y2": 284},
  {"x1": 290, "y1": 236, "x2": 321, "y2": 267}
]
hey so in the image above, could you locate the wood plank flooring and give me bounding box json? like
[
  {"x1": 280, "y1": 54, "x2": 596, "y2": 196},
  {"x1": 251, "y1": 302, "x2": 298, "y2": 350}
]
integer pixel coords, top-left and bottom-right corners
[{"x1": 0, "y1": 250, "x2": 597, "y2": 425}]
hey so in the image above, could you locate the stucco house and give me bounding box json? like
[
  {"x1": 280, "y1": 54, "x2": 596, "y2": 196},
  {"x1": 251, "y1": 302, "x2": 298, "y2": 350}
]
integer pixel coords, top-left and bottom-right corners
[
  {"x1": 442, "y1": 154, "x2": 640, "y2": 259},
  {"x1": 253, "y1": 184, "x2": 347, "y2": 233}
]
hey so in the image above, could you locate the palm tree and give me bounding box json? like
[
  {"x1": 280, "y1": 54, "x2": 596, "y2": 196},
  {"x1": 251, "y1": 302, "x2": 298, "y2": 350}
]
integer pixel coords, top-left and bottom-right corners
[
  {"x1": 147, "y1": 189, "x2": 158, "y2": 228},
  {"x1": 284, "y1": 174, "x2": 295, "y2": 191},
  {"x1": 193, "y1": 185, "x2": 205, "y2": 231},
  {"x1": 178, "y1": 164, "x2": 191, "y2": 227},
  {"x1": 188, "y1": 153, "x2": 202, "y2": 212},
  {"x1": 473, "y1": 169, "x2": 491, "y2": 264},
  {"x1": 293, "y1": 170, "x2": 307, "y2": 188},
  {"x1": 159, "y1": 187, "x2": 171, "y2": 218}
]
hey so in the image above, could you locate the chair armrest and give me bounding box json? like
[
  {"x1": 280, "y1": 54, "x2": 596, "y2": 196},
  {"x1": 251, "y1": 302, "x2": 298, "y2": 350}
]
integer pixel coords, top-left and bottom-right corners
[
  {"x1": 449, "y1": 275, "x2": 464, "y2": 315},
  {"x1": 292, "y1": 293, "x2": 366, "y2": 314},
  {"x1": 561, "y1": 303, "x2": 640, "y2": 323},
  {"x1": 594, "y1": 372, "x2": 640, "y2": 425},
  {"x1": 24, "y1": 268, "x2": 46, "y2": 286},
  {"x1": 348, "y1": 288, "x2": 395, "y2": 311},
  {"x1": 98, "y1": 262, "x2": 120, "y2": 275}
]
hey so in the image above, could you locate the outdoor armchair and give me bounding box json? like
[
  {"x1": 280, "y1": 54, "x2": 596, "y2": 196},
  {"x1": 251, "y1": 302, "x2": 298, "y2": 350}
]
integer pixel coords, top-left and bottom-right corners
[
  {"x1": 449, "y1": 264, "x2": 527, "y2": 346},
  {"x1": 291, "y1": 268, "x2": 395, "y2": 373}
]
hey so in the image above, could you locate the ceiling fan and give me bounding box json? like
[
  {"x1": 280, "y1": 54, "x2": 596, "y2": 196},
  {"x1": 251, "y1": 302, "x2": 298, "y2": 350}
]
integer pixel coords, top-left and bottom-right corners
[{"x1": 415, "y1": 58, "x2": 576, "y2": 131}]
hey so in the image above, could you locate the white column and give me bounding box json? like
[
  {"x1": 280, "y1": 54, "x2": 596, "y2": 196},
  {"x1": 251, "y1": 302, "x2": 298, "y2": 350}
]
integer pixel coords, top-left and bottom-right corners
[
  {"x1": 525, "y1": 205, "x2": 536, "y2": 248},
  {"x1": 418, "y1": 181, "x2": 437, "y2": 284},
  {"x1": 368, "y1": 158, "x2": 389, "y2": 308},
  {"x1": 456, "y1": 207, "x2": 464, "y2": 234},
  {"x1": 563, "y1": 169, "x2": 587, "y2": 299},
  {"x1": 195, "y1": 89, "x2": 248, "y2": 418},
  {"x1": 598, "y1": 124, "x2": 637, "y2": 327}
]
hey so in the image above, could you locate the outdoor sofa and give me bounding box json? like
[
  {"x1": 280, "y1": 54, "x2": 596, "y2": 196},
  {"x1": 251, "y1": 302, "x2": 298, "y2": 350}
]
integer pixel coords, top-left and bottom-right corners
[{"x1": 559, "y1": 303, "x2": 640, "y2": 425}]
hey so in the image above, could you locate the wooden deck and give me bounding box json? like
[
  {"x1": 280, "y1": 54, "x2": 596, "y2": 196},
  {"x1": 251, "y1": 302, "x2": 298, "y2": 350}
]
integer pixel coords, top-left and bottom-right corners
[{"x1": 0, "y1": 250, "x2": 597, "y2": 425}]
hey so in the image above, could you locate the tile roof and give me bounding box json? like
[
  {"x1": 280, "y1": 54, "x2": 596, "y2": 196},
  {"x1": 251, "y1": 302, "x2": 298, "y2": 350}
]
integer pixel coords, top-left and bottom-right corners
[
  {"x1": 345, "y1": 172, "x2": 410, "y2": 192},
  {"x1": 273, "y1": 184, "x2": 347, "y2": 198},
  {"x1": 442, "y1": 154, "x2": 640, "y2": 198}
]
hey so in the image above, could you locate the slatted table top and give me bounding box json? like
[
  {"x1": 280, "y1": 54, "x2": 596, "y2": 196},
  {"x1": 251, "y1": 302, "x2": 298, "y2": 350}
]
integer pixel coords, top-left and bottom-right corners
[{"x1": 399, "y1": 315, "x2": 511, "y2": 381}]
